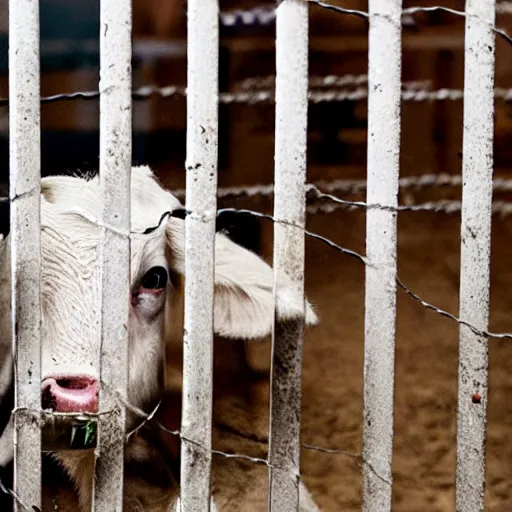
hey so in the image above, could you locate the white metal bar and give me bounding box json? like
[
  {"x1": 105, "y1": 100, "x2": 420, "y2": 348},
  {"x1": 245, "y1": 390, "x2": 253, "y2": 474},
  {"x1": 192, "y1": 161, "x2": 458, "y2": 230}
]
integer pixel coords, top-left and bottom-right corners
[
  {"x1": 9, "y1": 0, "x2": 42, "y2": 509},
  {"x1": 180, "y1": 0, "x2": 219, "y2": 509},
  {"x1": 456, "y1": 1, "x2": 496, "y2": 511},
  {"x1": 268, "y1": 1, "x2": 309, "y2": 511},
  {"x1": 93, "y1": 0, "x2": 132, "y2": 510},
  {"x1": 363, "y1": 1, "x2": 402, "y2": 511}
]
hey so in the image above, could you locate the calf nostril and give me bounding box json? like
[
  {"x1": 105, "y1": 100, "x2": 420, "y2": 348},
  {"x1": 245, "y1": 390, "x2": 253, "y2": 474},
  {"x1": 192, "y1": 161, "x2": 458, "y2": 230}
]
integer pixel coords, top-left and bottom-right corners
[
  {"x1": 41, "y1": 384, "x2": 57, "y2": 411},
  {"x1": 56, "y1": 379, "x2": 89, "y2": 390}
]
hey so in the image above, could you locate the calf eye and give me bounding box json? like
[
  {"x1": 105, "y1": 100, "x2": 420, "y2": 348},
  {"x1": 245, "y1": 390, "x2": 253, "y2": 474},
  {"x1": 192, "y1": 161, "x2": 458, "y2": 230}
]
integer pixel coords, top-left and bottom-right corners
[{"x1": 140, "y1": 266, "x2": 168, "y2": 290}]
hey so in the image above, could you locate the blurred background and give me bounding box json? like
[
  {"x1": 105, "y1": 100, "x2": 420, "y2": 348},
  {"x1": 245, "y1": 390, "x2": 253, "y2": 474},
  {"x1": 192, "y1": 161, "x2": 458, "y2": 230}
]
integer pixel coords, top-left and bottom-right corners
[{"x1": 1, "y1": 1, "x2": 512, "y2": 511}]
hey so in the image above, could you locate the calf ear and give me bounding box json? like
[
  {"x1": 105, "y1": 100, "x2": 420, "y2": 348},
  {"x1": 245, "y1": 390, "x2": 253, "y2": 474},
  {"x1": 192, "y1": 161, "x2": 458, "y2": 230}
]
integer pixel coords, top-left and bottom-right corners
[
  {"x1": 166, "y1": 220, "x2": 318, "y2": 340},
  {"x1": 212, "y1": 232, "x2": 318, "y2": 339}
]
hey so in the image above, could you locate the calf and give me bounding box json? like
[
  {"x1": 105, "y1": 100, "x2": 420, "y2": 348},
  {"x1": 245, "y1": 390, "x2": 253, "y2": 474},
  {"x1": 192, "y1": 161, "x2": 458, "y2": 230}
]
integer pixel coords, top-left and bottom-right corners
[{"x1": 0, "y1": 166, "x2": 319, "y2": 511}]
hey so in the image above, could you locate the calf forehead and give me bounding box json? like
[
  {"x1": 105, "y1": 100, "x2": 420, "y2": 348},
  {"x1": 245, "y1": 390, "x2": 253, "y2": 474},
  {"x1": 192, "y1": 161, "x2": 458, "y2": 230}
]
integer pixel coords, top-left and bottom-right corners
[
  {"x1": 39, "y1": 207, "x2": 168, "y2": 312},
  {"x1": 40, "y1": 215, "x2": 102, "y2": 362}
]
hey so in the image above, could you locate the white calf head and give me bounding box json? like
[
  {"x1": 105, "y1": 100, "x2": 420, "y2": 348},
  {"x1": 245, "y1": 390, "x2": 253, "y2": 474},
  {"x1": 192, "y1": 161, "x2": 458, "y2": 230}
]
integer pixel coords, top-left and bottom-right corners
[{"x1": 1, "y1": 166, "x2": 318, "y2": 429}]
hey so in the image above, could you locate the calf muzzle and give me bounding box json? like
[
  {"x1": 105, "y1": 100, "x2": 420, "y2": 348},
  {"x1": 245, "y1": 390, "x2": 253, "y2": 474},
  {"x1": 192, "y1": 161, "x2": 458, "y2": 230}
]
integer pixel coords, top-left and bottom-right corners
[{"x1": 41, "y1": 376, "x2": 99, "y2": 413}]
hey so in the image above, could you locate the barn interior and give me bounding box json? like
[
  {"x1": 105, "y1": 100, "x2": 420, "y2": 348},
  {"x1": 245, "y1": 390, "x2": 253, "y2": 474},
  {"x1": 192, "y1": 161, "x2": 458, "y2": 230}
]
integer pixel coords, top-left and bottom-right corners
[{"x1": 1, "y1": 1, "x2": 512, "y2": 510}]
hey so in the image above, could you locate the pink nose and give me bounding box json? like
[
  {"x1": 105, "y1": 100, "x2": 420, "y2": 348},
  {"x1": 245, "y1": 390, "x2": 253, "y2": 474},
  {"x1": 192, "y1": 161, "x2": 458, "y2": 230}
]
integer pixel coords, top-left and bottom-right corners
[{"x1": 41, "y1": 376, "x2": 99, "y2": 413}]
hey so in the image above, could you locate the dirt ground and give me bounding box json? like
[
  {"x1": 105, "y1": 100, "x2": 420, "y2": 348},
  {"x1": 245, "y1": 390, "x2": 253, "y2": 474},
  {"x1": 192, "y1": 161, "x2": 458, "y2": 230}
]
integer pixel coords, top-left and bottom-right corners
[{"x1": 190, "y1": 207, "x2": 512, "y2": 511}]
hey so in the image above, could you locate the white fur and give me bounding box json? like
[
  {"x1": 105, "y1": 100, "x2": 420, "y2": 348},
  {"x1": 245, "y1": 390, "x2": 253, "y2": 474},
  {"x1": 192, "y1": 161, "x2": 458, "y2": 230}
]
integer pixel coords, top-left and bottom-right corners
[{"x1": 0, "y1": 166, "x2": 319, "y2": 510}]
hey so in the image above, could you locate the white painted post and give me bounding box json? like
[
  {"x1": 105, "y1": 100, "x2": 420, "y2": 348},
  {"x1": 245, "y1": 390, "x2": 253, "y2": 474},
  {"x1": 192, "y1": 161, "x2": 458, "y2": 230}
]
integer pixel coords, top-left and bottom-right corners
[
  {"x1": 363, "y1": 1, "x2": 402, "y2": 511},
  {"x1": 9, "y1": 0, "x2": 42, "y2": 509},
  {"x1": 456, "y1": 2, "x2": 496, "y2": 511},
  {"x1": 93, "y1": 0, "x2": 132, "y2": 510},
  {"x1": 180, "y1": 0, "x2": 219, "y2": 509},
  {"x1": 268, "y1": 1, "x2": 309, "y2": 511}
]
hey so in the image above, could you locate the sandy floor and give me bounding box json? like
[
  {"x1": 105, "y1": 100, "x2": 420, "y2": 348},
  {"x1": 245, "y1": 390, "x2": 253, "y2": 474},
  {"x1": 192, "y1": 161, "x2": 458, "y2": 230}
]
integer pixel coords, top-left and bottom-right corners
[{"x1": 194, "y1": 208, "x2": 512, "y2": 511}]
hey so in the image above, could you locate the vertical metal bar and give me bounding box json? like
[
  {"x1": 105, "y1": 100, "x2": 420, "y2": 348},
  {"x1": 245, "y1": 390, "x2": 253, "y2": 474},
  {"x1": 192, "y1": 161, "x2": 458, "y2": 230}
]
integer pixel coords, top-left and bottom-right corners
[
  {"x1": 268, "y1": 1, "x2": 308, "y2": 511},
  {"x1": 456, "y1": 2, "x2": 496, "y2": 511},
  {"x1": 180, "y1": 0, "x2": 219, "y2": 509},
  {"x1": 363, "y1": 1, "x2": 402, "y2": 511},
  {"x1": 8, "y1": 0, "x2": 42, "y2": 509},
  {"x1": 93, "y1": 0, "x2": 132, "y2": 510}
]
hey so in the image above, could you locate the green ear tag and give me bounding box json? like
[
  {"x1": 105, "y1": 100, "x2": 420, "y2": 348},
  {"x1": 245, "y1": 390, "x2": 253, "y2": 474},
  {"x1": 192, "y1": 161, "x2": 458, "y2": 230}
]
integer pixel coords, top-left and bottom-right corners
[
  {"x1": 70, "y1": 420, "x2": 97, "y2": 450},
  {"x1": 42, "y1": 416, "x2": 98, "y2": 452},
  {"x1": 84, "y1": 421, "x2": 97, "y2": 447}
]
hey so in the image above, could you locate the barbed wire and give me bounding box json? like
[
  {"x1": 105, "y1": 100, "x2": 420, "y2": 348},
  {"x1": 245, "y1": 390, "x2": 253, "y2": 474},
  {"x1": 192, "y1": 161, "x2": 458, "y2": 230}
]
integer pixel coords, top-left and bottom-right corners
[
  {"x1": 214, "y1": 205, "x2": 512, "y2": 340},
  {"x1": 311, "y1": 173, "x2": 512, "y2": 195},
  {"x1": 210, "y1": 0, "x2": 512, "y2": 28},
  {"x1": 228, "y1": 0, "x2": 411, "y2": 28},
  {"x1": 1, "y1": 0, "x2": 511, "y2": 107},
  {"x1": 239, "y1": 74, "x2": 367, "y2": 90},
  {"x1": 5, "y1": 173, "x2": 512, "y2": 206},
  {"x1": 221, "y1": 1, "x2": 512, "y2": 49},
  {"x1": 239, "y1": 74, "x2": 432, "y2": 90},
  {"x1": 170, "y1": 173, "x2": 512, "y2": 202},
  {"x1": 402, "y1": 5, "x2": 512, "y2": 48},
  {"x1": 1, "y1": 83, "x2": 511, "y2": 107},
  {"x1": 306, "y1": 184, "x2": 512, "y2": 216},
  {"x1": 5, "y1": 176, "x2": 512, "y2": 221},
  {"x1": 306, "y1": 198, "x2": 512, "y2": 217},
  {"x1": 220, "y1": 6, "x2": 276, "y2": 27},
  {"x1": 306, "y1": 1, "x2": 512, "y2": 48}
]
